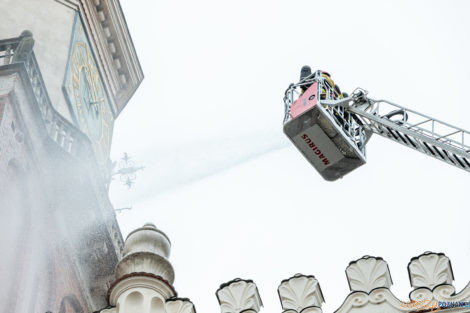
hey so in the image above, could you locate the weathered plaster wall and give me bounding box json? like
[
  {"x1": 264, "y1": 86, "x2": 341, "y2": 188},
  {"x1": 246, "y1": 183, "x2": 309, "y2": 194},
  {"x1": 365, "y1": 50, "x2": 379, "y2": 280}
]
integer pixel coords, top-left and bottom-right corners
[
  {"x1": 0, "y1": 63, "x2": 121, "y2": 313},
  {"x1": 0, "y1": 0, "x2": 75, "y2": 121}
]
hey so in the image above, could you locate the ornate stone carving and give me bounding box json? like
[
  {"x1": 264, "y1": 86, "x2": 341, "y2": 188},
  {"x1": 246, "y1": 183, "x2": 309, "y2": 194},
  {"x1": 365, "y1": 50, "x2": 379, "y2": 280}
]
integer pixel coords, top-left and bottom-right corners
[
  {"x1": 115, "y1": 223, "x2": 174, "y2": 283},
  {"x1": 12, "y1": 30, "x2": 34, "y2": 62},
  {"x1": 166, "y1": 298, "x2": 196, "y2": 313},
  {"x1": 346, "y1": 256, "x2": 392, "y2": 293},
  {"x1": 433, "y1": 284, "x2": 456, "y2": 299},
  {"x1": 408, "y1": 252, "x2": 453, "y2": 290},
  {"x1": 278, "y1": 274, "x2": 324, "y2": 312},
  {"x1": 216, "y1": 279, "x2": 263, "y2": 313},
  {"x1": 103, "y1": 247, "x2": 470, "y2": 313},
  {"x1": 336, "y1": 288, "x2": 410, "y2": 313},
  {"x1": 409, "y1": 288, "x2": 433, "y2": 302},
  {"x1": 107, "y1": 223, "x2": 176, "y2": 311},
  {"x1": 410, "y1": 282, "x2": 470, "y2": 303}
]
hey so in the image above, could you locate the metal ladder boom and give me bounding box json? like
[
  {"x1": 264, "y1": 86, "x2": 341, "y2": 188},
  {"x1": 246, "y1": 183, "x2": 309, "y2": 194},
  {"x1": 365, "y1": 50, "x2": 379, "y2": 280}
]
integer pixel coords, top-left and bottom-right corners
[{"x1": 345, "y1": 94, "x2": 470, "y2": 172}]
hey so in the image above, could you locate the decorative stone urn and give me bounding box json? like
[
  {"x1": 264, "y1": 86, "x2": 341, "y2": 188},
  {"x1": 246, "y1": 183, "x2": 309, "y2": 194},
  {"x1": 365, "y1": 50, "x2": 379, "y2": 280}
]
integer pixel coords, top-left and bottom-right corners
[{"x1": 101, "y1": 223, "x2": 192, "y2": 313}]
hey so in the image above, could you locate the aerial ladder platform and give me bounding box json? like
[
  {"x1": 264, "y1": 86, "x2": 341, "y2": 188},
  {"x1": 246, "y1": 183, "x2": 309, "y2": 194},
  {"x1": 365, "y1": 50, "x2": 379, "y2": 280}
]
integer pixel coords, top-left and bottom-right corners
[{"x1": 283, "y1": 69, "x2": 470, "y2": 181}]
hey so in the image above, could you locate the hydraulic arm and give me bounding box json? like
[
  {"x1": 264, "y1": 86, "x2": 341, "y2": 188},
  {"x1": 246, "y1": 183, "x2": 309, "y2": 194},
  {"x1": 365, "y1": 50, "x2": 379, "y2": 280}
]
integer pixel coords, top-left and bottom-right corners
[{"x1": 283, "y1": 70, "x2": 470, "y2": 180}]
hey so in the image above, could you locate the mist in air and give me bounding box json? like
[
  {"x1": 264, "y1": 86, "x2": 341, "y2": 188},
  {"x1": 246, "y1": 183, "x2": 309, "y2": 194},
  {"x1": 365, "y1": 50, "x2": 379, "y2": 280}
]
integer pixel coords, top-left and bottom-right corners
[{"x1": 110, "y1": 1, "x2": 470, "y2": 313}]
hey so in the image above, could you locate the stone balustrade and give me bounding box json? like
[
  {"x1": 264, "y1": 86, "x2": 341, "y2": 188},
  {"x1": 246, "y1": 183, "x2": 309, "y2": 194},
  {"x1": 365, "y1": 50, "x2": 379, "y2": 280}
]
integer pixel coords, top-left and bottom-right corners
[{"x1": 0, "y1": 34, "x2": 93, "y2": 160}]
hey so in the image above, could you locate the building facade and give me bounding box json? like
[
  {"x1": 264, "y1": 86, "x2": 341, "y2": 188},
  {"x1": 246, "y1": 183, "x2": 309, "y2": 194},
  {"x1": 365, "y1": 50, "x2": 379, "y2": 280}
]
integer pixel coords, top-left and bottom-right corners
[{"x1": 0, "y1": 0, "x2": 142, "y2": 312}]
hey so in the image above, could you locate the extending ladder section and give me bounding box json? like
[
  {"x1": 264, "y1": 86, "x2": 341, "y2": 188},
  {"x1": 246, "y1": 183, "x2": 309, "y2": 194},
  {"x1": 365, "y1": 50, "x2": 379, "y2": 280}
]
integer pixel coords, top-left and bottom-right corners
[{"x1": 346, "y1": 91, "x2": 470, "y2": 172}]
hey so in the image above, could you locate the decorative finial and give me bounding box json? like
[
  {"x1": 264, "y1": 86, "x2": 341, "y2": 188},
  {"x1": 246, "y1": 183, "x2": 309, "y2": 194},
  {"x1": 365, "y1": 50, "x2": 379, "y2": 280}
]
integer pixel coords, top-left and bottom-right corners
[
  {"x1": 166, "y1": 298, "x2": 196, "y2": 313},
  {"x1": 143, "y1": 222, "x2": 157, "y2": 228},
  {"x1": 12, "y1": 30, "x2": 34, "y2": 62},
  {"x1": 408, "y1": 252, "x2": 453, "y2": 290},
  {"x1": 107, "y1": 224, "x2": 177, "y2": 310},
  {"x1": 346, "y1": 256, "x2": 392, "y2": 293},
  {"x1": 278, "y1": 274, "x2": 324, "y2": 313},
  {"x1": 216, "y1": 279, "x2": 263, "y2": 313},
  {"x1": 115, "y1": 223, "x2": 174, "y2": 283}
]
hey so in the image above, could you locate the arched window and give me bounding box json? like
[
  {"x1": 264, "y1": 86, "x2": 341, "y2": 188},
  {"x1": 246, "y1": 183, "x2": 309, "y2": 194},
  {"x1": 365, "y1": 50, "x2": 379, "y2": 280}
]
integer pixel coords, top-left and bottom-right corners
[
  {"x1": 59, "y1": 294, "x2": 85, "y2": 313},
  {"x1": 150, "y1": 297, "x2": 165, "y2": 313},
  {"x1": 125, "y1": 291, "x2": 145, "y2": 312}
]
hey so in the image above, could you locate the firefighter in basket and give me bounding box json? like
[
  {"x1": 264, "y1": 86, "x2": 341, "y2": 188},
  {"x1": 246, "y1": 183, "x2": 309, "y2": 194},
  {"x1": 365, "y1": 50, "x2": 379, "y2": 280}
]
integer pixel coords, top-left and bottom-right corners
[
  {"x1": 299, "y1": 65, "x2": 347, "y2": 100},
  {"x1": 299, "y1": 65, "x2": 354, "y2": 130}
]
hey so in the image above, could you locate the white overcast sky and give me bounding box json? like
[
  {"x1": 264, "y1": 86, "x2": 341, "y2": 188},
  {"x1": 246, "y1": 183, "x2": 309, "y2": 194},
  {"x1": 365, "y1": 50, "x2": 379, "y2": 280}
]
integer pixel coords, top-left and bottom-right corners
[{"x1": 109, "y1": 1, "x2": 470, "y2": 312}]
